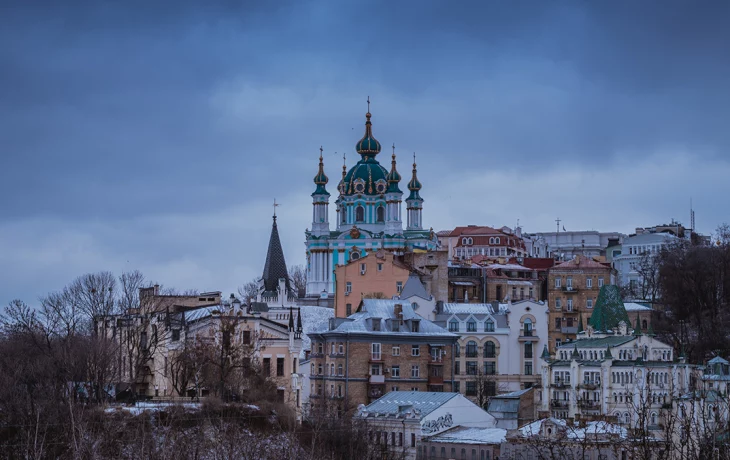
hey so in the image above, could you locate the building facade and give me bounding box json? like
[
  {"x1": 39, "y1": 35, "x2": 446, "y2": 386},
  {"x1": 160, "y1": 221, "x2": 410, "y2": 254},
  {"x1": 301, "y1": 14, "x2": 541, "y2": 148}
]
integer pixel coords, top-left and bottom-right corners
[
  {"x1": 612, "y1": 232, "x2": 675, "y2": 300},
  {"x1": 307, "y1": 299, "x2": 458, "y2": 411},
  {"x1": 305, "y1": 108, "x2": 438, "y2": 298},
  {"x1": 356, "y1": 391, "x2": 498, "y2": 460},
  {"x1": 333, "y1": 250, "x2": 412, "y2": 318},
  {"x1": 432, "y1": 300, "x2": 548, "y2": 399},
  {"x1": 547, "y1": 255, "x2": 615, "y2": 351},
  {"x1": 527, "y1": 230, "x2": 624, "y2": 260}
]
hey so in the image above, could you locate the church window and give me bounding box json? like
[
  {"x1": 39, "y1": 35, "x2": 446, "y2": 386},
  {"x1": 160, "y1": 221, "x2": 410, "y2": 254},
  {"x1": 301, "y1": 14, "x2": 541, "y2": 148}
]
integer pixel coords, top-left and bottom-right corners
[
  {"x1": 341, "y1": 207, "x2": 346, "y2": 224},
  {"x1": 350, "y1": 251, "x2": 360, "y2": 261},
  {"x1": 355, "y1": 206, "x2": 365, "y2": 222},
  {"x1": 376, "y1": 206, "x2": 385, "y2": 222}
]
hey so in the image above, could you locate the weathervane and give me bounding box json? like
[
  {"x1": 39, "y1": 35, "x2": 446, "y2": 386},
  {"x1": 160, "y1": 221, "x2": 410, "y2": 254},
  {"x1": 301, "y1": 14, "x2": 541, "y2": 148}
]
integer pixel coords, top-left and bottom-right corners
[{"x1": 273, "y1": 199, "x2": 280, "y2": 218}]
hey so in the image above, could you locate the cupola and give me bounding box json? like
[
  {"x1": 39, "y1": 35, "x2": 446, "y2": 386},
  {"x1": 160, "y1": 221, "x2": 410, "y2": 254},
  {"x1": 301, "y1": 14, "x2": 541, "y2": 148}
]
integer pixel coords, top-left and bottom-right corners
[{"x1": 312, "y1": 147, "x2": 329, "y2": 196}]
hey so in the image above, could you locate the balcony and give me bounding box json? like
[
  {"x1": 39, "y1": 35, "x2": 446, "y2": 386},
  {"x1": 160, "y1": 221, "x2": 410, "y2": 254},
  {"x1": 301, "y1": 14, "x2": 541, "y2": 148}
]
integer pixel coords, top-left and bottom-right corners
[
  {"x1": 578, "y1": 400, "x2": 599, "y2": 409},
  {"x1": 562, "y1": 286, "x2": 579, "y2": 293},
  {"x1": 579, "y1": 381, "x2": 599, "y2": 390},
  {"x1": 550, "y1": 399, "x2": 568, "y2": 408},
  {"x1": 369, "y1": 375, "x2": 385, "y2": 384},
  {"x1": 429, "y1": 355, "x2": 444, "y2": 364},
  {"x1": 519, "y1": 331, "x2": 538, "y2": 341},
  {"x1": 368, "y1": 385, "x2": 385, "y2": 400},
  {"x1": 428, "y1": 375, "x2": 444, "y2": 385},
  {"x1": 369, "y1": 354, "x2": 383, "y2": 363},
  {"x1": 561, "y1": 326, "x2": 578, "y2": 334},
  {"x1": 551, "y1": 380, "x2": 570, "y2": 389}
]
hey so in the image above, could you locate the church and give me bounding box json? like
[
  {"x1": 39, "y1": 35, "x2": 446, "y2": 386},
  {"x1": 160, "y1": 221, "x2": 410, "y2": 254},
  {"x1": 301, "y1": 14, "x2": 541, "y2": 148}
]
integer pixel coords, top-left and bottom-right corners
[{"x1": 305, "y1": 105, "x2": 439, "y2": 298}]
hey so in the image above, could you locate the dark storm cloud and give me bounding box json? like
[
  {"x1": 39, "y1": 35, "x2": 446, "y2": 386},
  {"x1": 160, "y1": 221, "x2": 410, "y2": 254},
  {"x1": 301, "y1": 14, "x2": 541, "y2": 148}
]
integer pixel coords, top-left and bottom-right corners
[{"x1": 1, "y1": 0, "x2": 729, "y2": 303}]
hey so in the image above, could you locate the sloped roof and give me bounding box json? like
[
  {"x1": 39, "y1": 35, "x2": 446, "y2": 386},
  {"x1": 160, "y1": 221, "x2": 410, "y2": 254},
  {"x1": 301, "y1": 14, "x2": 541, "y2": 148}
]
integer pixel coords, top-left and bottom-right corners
[
  {"x1": 554, "y1": 255, "x2": 611, "y2": 270},
  {"x1": 556, "y1": 335, "x2": 635, "y2": 349},
  {"x1": 588, "y1": 285, "x2": 630, "y2": 332},
  {"x1": 709, "y1": 356, "x2": 729, "y2": 365},
  {"x1": 521, "y1": 258, "x2": 556, "y2": 270},
  {"x1": 262, "y1": 216, "x2": 291, "y2": 294},
  {"x1": 424, "y1": 426, "x2": 507, "y2": 445},
  {"x1": 362, "y1": 391, "x2": 459, "y2": 418},
  {"x1": 400, "y1": 273, "x2": 431, "y2": 300},
  {"x1": 624, "y1": 302, "x2": 652, "y2": 312}
]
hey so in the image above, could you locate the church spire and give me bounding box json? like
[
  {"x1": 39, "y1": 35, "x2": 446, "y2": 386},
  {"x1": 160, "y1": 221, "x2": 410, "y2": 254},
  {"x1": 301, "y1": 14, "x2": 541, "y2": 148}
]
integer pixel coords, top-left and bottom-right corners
[
  {"x1": 262, "y1": 213, "x2": 291, "y2": 295},
  {"x1": 313, "y1": 146, "x2": 330, "y2": 196},
  {"x1": 386, "y1": 143, "x2": 402, "y2": 193},
  {"x1": 407, "y1": 152, "x2": 422, "y2": 200}
]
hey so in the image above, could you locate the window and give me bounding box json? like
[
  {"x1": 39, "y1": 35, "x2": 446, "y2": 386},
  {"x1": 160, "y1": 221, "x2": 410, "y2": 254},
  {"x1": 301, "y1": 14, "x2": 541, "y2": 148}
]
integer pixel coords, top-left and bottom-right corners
[
  {"x1": 466, "y1": 341, "x2": 477, "y2": 357},
  {"x1": 454, "y1": 381, "x2": 460, "y2": 393},
  {"x1": 337, "y1": 364, "x2": 343, "y2": 376},
  {"x1": 587, "y1": 299, "x2": 593, "y2": 308},
  {"x1": 340, "y1": 207, "x2": 346, "y2": 224},
  {"x1": 484, "y1": 341, "x2": 495, "y2": 358},
  {"x1": 525, "y1": 362, "x2": 533, "y2": 375},
  {"x1": 345, "y1": 282, "x2": 352, "y2": 294},
  {"x1": 484, "y1": 320, "x2": 494, "y2": 332},
  {"x1": 372, "y1": 319, "x2": 380, "y2": 331},
  {"x1": 484, "y1": 361, "x2": 496, "y2": 375},
  {"x1": 567, "y1": 299, "x2": 573, "y2": 311},
  {"x1": 371, "y1": 343, "x2": 381, "y2": 360},
  {"x1": 350, "y1": 251, "x2": 360, "y2": 261},
  {"x1": 555, "y1": 298, "x2": 562, "y2": 309},
  {"x1": 411, "y1": 345, "x2": 420, "y2": 356},
  {"x1": 467, "y1": 319, "x2": 477, "y2": 332},
  {"x1": 555, "y1": 278, "x2": 561, "y2": 288},
  {"x1": 455, "y1": 343, "x2": 460, "y2": 357},
  {"x1": 396, "y1": 281, "x2": 403, "y2": 293},
  {"x1": 392, "y1": 366, "x2": 400, "y2": 378},
  {"x1": 371, "y1": 364, "x2": 380, "y2": 375},
  {"x1": 455, "y1": 361, "x2": 461, "y2": 375},
  {"x1": 566, "y1": 277, "x2": 573, "y2": 288},
  {"x1": 263, "y1": 358, "x2": 271, "y2": 376},
  {"x1": 466, "y1": 381, "x2": 477, "y2": 396},
  {"x1": 524, "y1": 343, "x2": 533, "y2": 359},
  {"x1": 171, "y1": 329, "x2": 180, "y2": 342},
  {"x1": 376, "y1": 206, "x2": 385, "y2": 222},
  {"x1": 346, "y1": 303, "x2": 352, "y2": 316},
  {"x1": 449, "y1": 320, "x2": 459, "y2": 332},
  {"x1": 411, "y1": 321, "x2": 419, "y2": 333},
  {"x1": 586, "y1": 278, "x2": 592, "y2": 288},
  {"x1": 392, "y1": 346, "x2": 400, "y2": 356},
  {"x1": 377, "y1": 263, "x2": 383, "y2": 271},
  {"x1": 495, "y1": 237, "x2": 500, "y2": 244},
  {"x1": 317, "y1": 364, "x2": 323, "y2": 375},
  {"x1": 411, "y1": 433, "x2": 416, "y2": 447},
  {"x1": 360, "y1": 262, "x2": 366, "y2": 274},
  {"x1": 277, "y1": 358, "x2": 285, "y2": 376},
  {"x1": 331, "y1": 343, "x2": 336, "y2": 355},
  {"x1": 598, "y1": 278, "x2": 604, "y2": 287},
  {"x1": 466, "y1": 361, "x2": 478, "y2": 375},
  {"x1": 356, "y1": 206, "x2": 365, "y2": 222},
  {"x1": 555, "y1": 317, "x2": 562, "y2": 329},
  {"x1": 411, "y1": 365, "x2": 420, "y2": 378}
]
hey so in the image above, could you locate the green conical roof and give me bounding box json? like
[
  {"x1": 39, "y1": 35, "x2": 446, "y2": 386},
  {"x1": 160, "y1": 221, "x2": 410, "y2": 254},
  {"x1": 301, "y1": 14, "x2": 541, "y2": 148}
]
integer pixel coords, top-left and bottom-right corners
[
  {"x1": 647, "y1": 320, "x2": 655, "y2": 336},
  {"x1": 577, "y1": 314, "x2": 584, "y2": 334},
  {"x1": 541, "y1": 344, "x2": 551, "y2": 361},
  {"x1": 571, "y1": 344, "x2": 579, "y2": 360},
  {"x1": 588, "y1": 285, "x2": 630, "y2": 332}
]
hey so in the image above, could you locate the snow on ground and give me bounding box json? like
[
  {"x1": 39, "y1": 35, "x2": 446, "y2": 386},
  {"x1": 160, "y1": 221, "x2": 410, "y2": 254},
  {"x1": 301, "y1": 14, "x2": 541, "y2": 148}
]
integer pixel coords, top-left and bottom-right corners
[
  {"x1": 426, "y1": 427, "x2": 507, "y2": 444},
  {"x1": 105, "y1": 401, "x2": 202, "y2": 415},
  {"x1": 298, "y1": 305, "x2": 334, "y2": 354}
]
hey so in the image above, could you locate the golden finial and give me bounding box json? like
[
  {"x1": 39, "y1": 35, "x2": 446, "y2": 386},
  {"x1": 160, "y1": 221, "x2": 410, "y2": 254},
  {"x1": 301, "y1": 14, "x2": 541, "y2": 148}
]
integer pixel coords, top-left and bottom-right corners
[
  {"x1": 319, "y1": 145, "x2": 323, "y2": 161},
  {"x1": 413, "y1": 152, "x2": 417, "y2": 169}
]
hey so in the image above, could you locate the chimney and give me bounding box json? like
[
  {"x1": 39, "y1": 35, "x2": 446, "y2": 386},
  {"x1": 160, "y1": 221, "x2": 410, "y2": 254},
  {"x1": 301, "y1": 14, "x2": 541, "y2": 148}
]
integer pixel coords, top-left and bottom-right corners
[
  {"x1": 153, "y1": 284, "x2": 160, "y2": 296},
  {"x1": 394, "y1": 303, "x2": 403, "y2": 319}
]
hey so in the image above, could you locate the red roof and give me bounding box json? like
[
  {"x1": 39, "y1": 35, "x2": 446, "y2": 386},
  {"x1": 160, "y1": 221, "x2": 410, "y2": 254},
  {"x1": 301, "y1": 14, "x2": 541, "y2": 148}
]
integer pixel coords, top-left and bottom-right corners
[
  {"x1": 553, "y1": 255, "x2": 610, "y2": 270},
  {"x1": 521, "y1": 258, "x2": 556, "y2": 270}
]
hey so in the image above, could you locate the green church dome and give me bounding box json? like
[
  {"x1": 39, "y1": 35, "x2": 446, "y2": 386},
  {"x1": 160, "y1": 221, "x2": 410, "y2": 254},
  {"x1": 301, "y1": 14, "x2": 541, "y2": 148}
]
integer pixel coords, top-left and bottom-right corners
[
  {"x1": 343, "y1": 157, "x2": 389, "y2": 195},
  {"x1": 355, "y1": 112, "x2": 381, "y2": 158},
  {"x1": 407, "y1": 156, "x2": 422, "y2": 200},
  {"x1": 312, "y1": 149, "x2": 330, "y2": 196},
  {"x1": 386, "y1": 152, "x2": 402, "y2": 193}
]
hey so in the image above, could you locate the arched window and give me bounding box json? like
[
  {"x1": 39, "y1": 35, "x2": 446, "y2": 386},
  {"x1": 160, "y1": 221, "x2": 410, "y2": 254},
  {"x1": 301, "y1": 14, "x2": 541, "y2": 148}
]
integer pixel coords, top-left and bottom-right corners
[
  {"x1": 495, "y1": 237, "x2": 500, "y2": 244},
  {"x1": 484, "y1": 341, "x2": 496, "y2": 358},
  {"x1": 484, "y1": 320, "x2": 494, "y2": 332},
  {"x1": 355, "y1": 205, "x2": 365, "y2": 222},
  {"x1": 376, "y1": 205, "x2": 385, "y2": 222},
  {"x1": 462, "y1": 237, "x2": 468, "y2": 245},
  {"x1": 468, "y1": 237, "x2": 473, "y2": 245},
  {"x1": 489, "y1": 237, "x2": 495, "y2": 244},
  {"x1": 337, "y1": 364, "x2": 343, "y2": 375},
  {"x1": 523, "y1": 318, "x2": 533, "y2": 335},
  {"x1": 341, "y1": 207, "x2": 347, "y2": 224},
  {"x1": 466, "y1": 341, "x2": 477, "y2": 357},
  {"x1": 330, "y1": 363, "x2": 335, "y2": 375}
]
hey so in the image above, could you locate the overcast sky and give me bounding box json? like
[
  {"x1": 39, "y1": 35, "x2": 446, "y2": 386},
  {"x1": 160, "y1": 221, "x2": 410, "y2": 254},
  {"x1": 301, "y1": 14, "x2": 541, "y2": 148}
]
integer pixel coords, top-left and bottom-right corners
[{"x1": 2, "y1": 1, "x2": 729, "y2": 304}]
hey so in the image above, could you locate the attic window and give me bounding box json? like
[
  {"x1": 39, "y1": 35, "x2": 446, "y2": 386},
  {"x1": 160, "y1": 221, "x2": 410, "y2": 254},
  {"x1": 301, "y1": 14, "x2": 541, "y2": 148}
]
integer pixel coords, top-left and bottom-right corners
[
  {"x1": 411, "y1": 320, "x2": 420, "y2": 333},
  {"x1": 372, "y1": 319, "x2": 381, "y2": 331}
]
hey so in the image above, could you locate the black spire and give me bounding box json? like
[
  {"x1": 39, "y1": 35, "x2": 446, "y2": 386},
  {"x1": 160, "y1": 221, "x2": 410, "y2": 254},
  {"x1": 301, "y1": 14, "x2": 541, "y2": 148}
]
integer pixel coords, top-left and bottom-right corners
[
  {"x1": 296, "y1": 307, "x2": 303, "y2": 338},
  {"x1": 262, "y1": 214, "x2": 291, "y2": 295},
  {"x1": 288, "y1": 306, "x2": 295, "y2": 332}
]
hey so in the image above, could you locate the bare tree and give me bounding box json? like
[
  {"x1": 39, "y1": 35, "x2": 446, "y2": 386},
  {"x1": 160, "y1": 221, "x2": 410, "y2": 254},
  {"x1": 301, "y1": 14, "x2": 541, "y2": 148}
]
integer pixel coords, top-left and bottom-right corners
[
  {"x1": 289, "y1": 264, "x2": 307, "y2": 298},
  {"x1": 238, "y1": 278, "x2": 260, "y2": 304}
]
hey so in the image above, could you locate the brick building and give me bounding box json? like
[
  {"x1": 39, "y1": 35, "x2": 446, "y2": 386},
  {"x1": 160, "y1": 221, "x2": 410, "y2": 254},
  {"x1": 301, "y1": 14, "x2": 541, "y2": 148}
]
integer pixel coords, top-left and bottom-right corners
[
  {"x1": 546, "y1": 255, "x2": 615, "y2": 351},
  {"x1": 438, "y1": 225, "x2": 529, "y2": 261},
  {"x1": 307, "y1": 299, "x2": 458, "y2": 411}
]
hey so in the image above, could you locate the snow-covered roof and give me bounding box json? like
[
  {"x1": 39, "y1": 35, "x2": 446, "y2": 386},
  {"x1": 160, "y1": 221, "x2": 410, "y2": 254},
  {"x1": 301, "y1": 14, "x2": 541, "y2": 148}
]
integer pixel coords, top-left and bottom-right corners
[
  {"x1": 486, "y1": 263, "x2": 531, "y2": 271},
  {"x1": 183, "y1": 305, "x2": 225, "y2": 322},
  {"x1": 518, "y1": 418, "x2": 627, "y2": 439},
  {"x1": 299, "y1": 305, "x2": 335, "y2": 352},
  {"x1": 518, "y1": 418, "x2": 566, "y2": 436},
  {"x1": 360, "y1": 391, "x2": 459, "y2": 419},
  {"x1": 424, "y1": 426, "x2": 506, "y2": 445},
  {"x1": 623, "y1": 233, "x2": 676, "y2": 245},
  {"x1": 441, "y1": 303, "x2": 508, "y2": 315},
  {"x1": 709, "y1": 356, "x2": 730, "y2": 365},
  {"x1": 315, "y1": 300, "x2": 456, "y2": 337},
  {"x1": 623, "y1": 302, "x2": 652, "y2": 312}
]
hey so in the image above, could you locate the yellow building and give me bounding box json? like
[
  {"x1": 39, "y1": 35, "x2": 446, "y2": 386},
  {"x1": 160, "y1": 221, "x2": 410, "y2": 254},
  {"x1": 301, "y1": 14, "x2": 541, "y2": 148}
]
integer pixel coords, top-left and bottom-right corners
[{"x1": 334, "y1": 250, "x2": 412, "y2": 318}]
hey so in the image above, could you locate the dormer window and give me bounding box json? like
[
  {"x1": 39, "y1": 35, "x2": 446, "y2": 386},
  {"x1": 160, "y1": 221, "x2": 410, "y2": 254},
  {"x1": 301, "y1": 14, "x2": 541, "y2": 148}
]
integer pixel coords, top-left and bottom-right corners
[
  {"x1": 411, "y1": 320, "x2": 420, "y2": 333},
  {"x1": 372, "y1": 319, "x2": 381, "y2": 331},
  {"x1": 485, "y1": 320, "x2": 494, "y2": 332}
]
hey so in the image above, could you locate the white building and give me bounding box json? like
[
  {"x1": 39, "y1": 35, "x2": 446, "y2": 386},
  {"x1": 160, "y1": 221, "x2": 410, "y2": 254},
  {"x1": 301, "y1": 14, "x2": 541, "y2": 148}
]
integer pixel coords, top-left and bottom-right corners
[
  {"x1": 432, "y1": 300, "x2": 548, "y2": 396},
  {"x1": 356, "y1": 391, "x2": 497, "y2": 460},
  {"x1": 612, "y1": 232, "x2": 675, "y2": 295},
  {"x1": 526, "y1": 231, "x2": 624, "y2": 260}
]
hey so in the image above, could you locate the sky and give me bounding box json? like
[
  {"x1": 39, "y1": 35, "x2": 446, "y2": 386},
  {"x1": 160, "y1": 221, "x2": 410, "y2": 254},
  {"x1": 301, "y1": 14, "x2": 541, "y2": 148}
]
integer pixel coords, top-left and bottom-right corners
[{"x1": 2, "y1": 0, "x2": 729, "y2": 305}]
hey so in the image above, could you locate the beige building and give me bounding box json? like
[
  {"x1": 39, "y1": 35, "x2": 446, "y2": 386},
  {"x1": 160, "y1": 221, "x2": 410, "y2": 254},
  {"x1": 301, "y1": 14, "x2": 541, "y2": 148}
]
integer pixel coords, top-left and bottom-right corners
[
  {"x1": 334, "y1": 250, "x2": 412, "y2": 318},
  {"x1": 308, "y1": 299, "x2": 458, "y2": 411},
  {"x1": 547, "y1": 255, "x2": 615, "y2": 351}
]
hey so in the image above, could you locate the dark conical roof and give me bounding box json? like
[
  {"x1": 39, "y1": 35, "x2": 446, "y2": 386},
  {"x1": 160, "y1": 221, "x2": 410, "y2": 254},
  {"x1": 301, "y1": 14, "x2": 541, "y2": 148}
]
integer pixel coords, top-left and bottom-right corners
[
  {"x1": 588, "y1": 285, "x2": 630, "y2": 332},
  {"x1": 262, "y1": 215, "x2": 291, "y2": 294}
]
